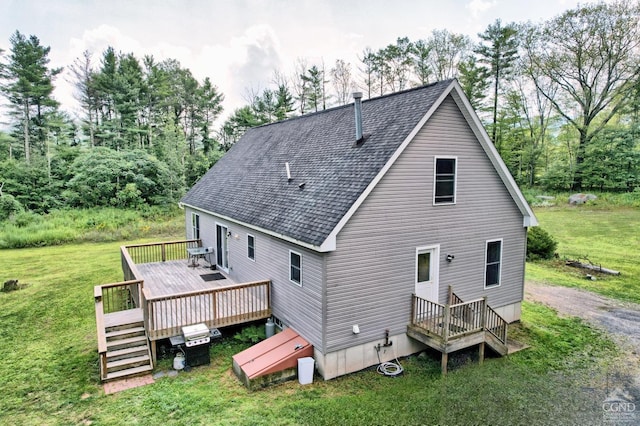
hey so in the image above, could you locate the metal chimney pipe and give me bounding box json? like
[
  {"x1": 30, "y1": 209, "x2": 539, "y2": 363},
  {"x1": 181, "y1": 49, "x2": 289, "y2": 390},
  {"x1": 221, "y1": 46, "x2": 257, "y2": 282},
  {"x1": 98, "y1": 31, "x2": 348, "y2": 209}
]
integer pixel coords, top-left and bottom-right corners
[{"x1": 353, "y1": 92, "x2": 363, "y2": 142}]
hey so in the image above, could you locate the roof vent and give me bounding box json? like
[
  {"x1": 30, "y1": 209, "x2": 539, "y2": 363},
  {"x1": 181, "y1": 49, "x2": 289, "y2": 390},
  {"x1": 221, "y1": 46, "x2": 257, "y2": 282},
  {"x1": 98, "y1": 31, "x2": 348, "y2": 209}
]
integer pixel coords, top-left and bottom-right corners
[
  {"x1": 353, "y1": 92, "x2": 363, "y2": 142},
  {"x1": 285, "y1": 162, "x2": 292, "y2": 181}
]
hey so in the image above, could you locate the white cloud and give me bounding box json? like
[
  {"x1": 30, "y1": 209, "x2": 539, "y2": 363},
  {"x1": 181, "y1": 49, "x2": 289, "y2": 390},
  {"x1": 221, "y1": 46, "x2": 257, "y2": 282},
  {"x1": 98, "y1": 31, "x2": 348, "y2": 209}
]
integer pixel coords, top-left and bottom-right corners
[
  {"x1": 69, "y1": 24, "x2": 143, "y2": 58},
  {"x1": 193, "y1": 25, "x2": 284, "y2": 116},
  {"x1": 466, "y1": 0, "x2": 497, "y2": 18}
]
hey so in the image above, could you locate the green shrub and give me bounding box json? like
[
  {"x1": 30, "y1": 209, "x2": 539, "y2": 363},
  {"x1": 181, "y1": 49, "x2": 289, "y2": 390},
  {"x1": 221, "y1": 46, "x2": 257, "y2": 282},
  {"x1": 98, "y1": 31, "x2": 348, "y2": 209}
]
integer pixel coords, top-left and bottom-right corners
[
  {"x1": 0, "y1": 195, "x2": 24, "y2": 221},
  {"x1": 527, "y1": 226, "x2": 558, "y2": 260},
  {"x1": 233, "y1": 324, "x2": 266, "y2": 343}
]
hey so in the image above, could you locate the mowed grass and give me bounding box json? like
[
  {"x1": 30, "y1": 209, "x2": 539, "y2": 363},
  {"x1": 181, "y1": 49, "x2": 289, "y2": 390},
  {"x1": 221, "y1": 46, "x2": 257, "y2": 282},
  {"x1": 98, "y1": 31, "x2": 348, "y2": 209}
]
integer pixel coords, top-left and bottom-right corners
[
  {"x1": 527, "y1": 205, "x2": 640, "y2": 303},
  {"x1": 0, "y1": 236, "x2": 621, "y2": 425}
]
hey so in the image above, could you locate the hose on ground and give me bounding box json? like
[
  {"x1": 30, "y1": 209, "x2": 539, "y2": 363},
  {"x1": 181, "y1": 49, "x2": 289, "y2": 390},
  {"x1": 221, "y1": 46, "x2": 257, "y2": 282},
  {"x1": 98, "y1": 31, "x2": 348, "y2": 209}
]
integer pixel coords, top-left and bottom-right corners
[{"x1": 375, "y1": 345, "x2": 404, "y2": 377}]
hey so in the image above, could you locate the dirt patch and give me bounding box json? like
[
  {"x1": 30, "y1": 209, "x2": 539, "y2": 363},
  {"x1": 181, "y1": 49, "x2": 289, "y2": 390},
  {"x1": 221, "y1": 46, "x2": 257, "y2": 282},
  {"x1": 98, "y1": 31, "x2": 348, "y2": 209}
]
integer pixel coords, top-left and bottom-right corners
[{"x1": 525, "y1": 281, "x2": 640, "y2": 408}]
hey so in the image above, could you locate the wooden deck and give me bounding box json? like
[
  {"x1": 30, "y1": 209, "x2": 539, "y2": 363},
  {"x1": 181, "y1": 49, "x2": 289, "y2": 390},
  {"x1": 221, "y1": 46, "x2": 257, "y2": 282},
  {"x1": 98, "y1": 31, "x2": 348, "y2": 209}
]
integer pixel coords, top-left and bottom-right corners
[
  {"x1": 95, "y1": 240, "x2": 272, "y2": 378},
  {"x1": 104, "y1": 308, "x2": 144, "y2": 328},
  {"x1": 136, "y1": 260, "x2": 236, "y2": 298},
  {"x1": 407, "y1": 289, "x2": 509, "y2": 374}
]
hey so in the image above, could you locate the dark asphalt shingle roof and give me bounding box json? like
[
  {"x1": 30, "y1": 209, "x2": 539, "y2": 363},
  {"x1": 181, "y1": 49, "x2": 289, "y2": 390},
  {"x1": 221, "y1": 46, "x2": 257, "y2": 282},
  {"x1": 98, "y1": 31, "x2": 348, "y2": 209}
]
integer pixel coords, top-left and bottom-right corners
[{"x1": 181, "y1": 80, "x2": 454, "y2": 247}]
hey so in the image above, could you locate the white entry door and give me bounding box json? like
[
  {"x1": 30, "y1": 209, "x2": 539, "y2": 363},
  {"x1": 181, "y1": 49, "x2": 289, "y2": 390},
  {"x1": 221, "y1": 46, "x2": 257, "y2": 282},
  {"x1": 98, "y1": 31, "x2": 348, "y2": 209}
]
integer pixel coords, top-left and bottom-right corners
[{"x1": 415, "y1": 245, "x2": 439, "y2": 302}]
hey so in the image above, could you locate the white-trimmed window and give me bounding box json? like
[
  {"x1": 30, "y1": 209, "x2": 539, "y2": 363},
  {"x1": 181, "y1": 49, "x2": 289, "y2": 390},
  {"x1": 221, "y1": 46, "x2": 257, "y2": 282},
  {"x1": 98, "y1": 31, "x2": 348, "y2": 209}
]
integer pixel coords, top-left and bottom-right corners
[
  {"x1": 191, "y1": 212, "x2": 200, "y2": 240},
  {"x1": 485, "y1": 239, "x2": 502, "y2": 288},
  {"x1": 434, "y1": 157, "x2": 457, "y2": 204},
  {"x1": 247, "y1": 234, "x2": 255, "y2": 261},
  {"x1": 289, "y1": 250, "x2": 302, "y2": 286}
]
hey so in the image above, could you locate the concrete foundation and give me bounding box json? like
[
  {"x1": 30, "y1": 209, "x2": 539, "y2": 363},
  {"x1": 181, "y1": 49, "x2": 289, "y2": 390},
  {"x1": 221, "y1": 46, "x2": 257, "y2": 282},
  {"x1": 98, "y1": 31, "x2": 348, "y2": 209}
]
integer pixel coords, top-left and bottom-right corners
[{"x1": 314, "y1": 332, "x2": 426, "y2": 380}]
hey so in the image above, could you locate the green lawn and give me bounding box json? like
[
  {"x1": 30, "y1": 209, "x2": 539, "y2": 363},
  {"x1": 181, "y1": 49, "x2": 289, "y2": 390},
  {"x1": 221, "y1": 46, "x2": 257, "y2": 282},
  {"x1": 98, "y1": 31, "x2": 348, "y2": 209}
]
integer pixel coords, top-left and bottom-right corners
[
  {"x1": 528, "y1": 205, "x2": 640, "y2": 303},
  {"x1": 0, "y1": 227, "x2": 624, "y2": 425}
]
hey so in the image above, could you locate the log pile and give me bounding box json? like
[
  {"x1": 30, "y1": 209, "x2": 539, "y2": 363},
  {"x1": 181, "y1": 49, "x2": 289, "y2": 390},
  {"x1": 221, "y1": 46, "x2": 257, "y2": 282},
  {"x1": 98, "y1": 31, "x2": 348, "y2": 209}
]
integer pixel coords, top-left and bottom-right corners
[{"x1": 565, "y1": 260, "x2": 620, "y2": 276}]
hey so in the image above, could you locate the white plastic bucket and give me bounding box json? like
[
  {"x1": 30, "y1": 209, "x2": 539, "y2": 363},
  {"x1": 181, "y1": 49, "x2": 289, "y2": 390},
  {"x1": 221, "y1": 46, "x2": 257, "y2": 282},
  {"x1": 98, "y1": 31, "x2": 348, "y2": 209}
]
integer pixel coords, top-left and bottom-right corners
[{"x1": 297, "y1": 357, "x2": 314, "y2": 385}]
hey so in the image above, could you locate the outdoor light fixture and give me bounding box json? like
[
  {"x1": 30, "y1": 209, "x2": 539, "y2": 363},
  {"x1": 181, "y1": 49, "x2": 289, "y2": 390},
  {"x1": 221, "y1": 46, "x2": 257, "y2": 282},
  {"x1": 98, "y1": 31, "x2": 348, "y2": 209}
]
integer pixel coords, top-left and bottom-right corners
[
  {"x1": 446, "y1": 254, "x2": 455, "y2": 262},
  {"x1": 352, "y1": 325, "x2": 360, "y2": 334}
]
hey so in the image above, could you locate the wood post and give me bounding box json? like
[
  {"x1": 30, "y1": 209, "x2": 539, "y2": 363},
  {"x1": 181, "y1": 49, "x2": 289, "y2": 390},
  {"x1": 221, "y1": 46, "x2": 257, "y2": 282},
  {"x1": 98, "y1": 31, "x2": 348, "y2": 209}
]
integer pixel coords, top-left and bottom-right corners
[
  {"x1": 448, "y1": 285, "x2": 453, "y2": 304},
  {"x1": 479, "y1": 342, "x2": 485, "y2": 365},
  {"x1": 150, "y1": 339, "x2": 157, "y2": 363},
  {"x1": 410, "y1": 293, "x2": 416, "y2": 324},
  {"x1": 442, "y1": 304, "x2": 451, "y2": 343},
  {"x1": 481, "y1": 296, "x2": 488, "y2": 329},
  {"x1": 441, "y1": 352, "x2": 448, "y2": 375}
]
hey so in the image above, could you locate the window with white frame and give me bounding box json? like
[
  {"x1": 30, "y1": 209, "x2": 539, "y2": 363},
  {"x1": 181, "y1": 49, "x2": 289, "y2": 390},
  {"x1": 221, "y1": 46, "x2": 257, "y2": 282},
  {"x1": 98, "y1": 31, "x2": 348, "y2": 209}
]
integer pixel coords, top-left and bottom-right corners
[
  {"x1": 289, "y1": 250, "x2": 302, "y2": 286},
  {"x1": 247, "y1": 234, "x2": 255, "y2": 261},
  {"x1": 485, "y1": 239, "x2": 502, "y2": 288},
  {"x1": 434, "y1": 157, "x2": 457, "y2": 204},
  {"x1": 191, "y1": 212, "x2": 200, "y2": 240}
]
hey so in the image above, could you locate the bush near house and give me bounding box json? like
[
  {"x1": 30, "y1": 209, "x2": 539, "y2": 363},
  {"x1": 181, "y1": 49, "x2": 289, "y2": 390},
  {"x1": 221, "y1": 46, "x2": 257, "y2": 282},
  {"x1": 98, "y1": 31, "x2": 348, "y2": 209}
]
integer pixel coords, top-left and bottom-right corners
[{"x1": 527, "y1": 226, "x2": 558, "y2": 260}]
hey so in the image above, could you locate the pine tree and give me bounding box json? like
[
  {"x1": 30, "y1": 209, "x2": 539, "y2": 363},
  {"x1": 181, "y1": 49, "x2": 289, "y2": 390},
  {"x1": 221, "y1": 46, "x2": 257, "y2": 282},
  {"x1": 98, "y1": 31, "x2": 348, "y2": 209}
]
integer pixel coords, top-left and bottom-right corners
[
  {"x1": 0, "y1": 31, "x2": 62, "y2": 163},
  {"x1": 476, "y1": 19, "x2": 519, "y2": 145}
]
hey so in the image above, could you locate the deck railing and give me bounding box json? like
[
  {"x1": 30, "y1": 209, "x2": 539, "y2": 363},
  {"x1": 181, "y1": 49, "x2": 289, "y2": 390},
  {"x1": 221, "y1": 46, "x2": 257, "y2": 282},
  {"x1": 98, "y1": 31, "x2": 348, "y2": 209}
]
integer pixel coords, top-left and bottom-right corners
[
  {"x1": 410, "y1": 293, "x2": 508, "y2": 345},
  {"x1": 447, "y1": 298, "x2": 485, "y2": 339},
  {"x1": 124, "y1": 239, "x2": 201, "y2": 264},
  {"x1": 485, "y1": 304, "x2": 508, "y2": 344},
  {"x1": 97, "y1": 280, "x2": 144, "y2": 313},
  {"x1": 410, "y1": 295, "x2": 445, "y2": 334},
  {"x1": 143, "y1": 280, "x2": 271, "y2": 340},
  {"x1": 94, "y1": 280, "x2": 144, "y2": 380}
]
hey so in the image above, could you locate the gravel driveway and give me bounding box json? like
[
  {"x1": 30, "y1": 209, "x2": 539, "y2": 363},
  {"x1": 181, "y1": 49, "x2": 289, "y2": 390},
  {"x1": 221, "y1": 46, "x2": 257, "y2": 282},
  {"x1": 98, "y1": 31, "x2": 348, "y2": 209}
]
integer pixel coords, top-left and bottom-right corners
[
  {"x1": 525, "y1": 282, "x2": 640, "y2": 355},
  {"x1": 525, "y1": 281, "x2": 640, "y2": 410}
]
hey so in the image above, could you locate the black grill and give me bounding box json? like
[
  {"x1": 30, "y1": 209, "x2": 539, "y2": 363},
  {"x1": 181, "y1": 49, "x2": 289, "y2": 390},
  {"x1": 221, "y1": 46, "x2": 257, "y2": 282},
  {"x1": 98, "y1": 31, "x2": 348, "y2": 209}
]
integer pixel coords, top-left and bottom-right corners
[{"x1": 184, "y1": 342, "x2": 210, "y2": 367}]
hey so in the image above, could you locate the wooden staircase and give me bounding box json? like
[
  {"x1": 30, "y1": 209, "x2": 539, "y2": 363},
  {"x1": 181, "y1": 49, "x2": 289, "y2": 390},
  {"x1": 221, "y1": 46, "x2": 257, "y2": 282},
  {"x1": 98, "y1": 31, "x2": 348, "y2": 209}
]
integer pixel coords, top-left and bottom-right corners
[
  {"x1": 95, "y1": 282, "x2": 153, "y2": 382},
  {"x1": 102, "y1": 311, "x2": 153, "y2": 381},
  {"x1": 407, "y1": 288, "x2": 509, "y2": 374}
]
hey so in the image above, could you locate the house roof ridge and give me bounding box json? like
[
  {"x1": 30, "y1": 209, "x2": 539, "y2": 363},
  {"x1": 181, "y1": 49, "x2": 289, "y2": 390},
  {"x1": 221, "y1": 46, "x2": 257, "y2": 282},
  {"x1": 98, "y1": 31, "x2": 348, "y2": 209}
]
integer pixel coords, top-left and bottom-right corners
[{"x1": 250, "y1": 79, "x2": 456, "y2": 130}]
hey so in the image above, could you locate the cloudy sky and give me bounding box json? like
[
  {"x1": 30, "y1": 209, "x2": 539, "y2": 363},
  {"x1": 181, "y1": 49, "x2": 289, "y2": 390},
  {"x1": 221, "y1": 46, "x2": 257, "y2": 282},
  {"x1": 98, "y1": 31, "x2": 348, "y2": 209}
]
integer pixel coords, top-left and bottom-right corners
[{"x1": 0, "y1": 0, "x2": 596, "y2": 125}]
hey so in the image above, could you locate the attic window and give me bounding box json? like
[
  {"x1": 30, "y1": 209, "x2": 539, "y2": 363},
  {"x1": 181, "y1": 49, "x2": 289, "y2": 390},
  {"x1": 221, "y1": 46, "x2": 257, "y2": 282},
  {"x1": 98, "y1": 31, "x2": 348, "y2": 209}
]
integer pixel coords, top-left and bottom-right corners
[{"x1": 434, "y1": 157, "x2": 457, "y2": 204}]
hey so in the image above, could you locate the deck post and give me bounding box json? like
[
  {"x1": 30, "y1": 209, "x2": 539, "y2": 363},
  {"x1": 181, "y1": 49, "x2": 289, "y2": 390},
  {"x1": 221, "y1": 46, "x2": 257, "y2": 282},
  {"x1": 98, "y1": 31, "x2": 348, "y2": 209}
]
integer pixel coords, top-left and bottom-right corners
[
  {"x1": 481, "y1": 296, "x2": 488, "y2": 329},
  {"x1": 150, "y1": 339, "x2": 157, "y2": 363},
  {"x1": 479, "y1": 342, "x2": 485, "y2": 365},
  {"x1": 161, "y1": 243, "x2": 166, "y2": 262},
  {"x1": 448, "y1": 285, "x2": 453, "y2": 304},
  {"x1": 442, "y1": 304, "x2": 451, "y2": 343},
  {"x1": 441, "y1": 352, "x2": 448, "y2": 375},
  {"x1": 410, "y1": 294, "x2": 416, "y2": 324}
]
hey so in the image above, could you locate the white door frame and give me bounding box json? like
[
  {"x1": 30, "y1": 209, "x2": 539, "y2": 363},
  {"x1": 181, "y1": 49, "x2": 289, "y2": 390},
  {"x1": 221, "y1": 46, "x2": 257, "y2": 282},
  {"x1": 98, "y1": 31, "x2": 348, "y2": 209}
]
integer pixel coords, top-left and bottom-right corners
[{"x1": 415, "y1": 244, "x2": 440, "y2": 303}]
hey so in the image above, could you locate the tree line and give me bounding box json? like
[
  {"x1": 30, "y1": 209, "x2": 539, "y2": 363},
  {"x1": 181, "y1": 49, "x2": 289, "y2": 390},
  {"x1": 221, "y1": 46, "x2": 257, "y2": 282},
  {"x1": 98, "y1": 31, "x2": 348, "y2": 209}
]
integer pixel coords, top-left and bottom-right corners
[{"x1": 0, "y1": 0, "x2": 639, "y2": 218}]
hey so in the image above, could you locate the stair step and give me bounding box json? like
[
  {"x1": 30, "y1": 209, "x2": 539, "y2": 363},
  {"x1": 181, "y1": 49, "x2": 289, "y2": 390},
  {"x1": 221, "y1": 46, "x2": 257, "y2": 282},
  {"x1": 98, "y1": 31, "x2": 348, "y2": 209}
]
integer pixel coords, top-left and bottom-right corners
[
  {"x1": 106, "y1": 326, "x2": 146, "y2": 340},
  {"x1": 105, "y1": 321, "x2": 144, "y2": 333},
  {"x1": 105, "y1": 365, "x2": 153, "y2": 381},
  {"x1": 106, "y1": 335, "x2": 147, "y2": 351},
  {"x1": 107, "y1": 345, "x2": 149, "y2": 360},
  {"x1": 107, "y1": 355, "x2": 151, "y2": 371}
]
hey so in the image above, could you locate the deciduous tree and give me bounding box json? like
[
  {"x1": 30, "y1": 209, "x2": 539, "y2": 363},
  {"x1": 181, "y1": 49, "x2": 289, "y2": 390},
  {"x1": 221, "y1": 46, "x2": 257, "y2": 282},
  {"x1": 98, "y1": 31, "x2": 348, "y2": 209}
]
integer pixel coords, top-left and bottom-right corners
[{"x1": 523, "y1": 0, "x2": 640, "y2": 190}]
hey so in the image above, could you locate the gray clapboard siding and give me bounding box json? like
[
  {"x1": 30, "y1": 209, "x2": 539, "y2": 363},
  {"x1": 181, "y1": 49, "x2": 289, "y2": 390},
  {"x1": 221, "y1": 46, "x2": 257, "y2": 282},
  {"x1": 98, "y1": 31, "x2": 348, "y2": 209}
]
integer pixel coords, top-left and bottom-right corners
[
  {"x1": 325, "y1": 95, "x2": 526, "y2": 352},
  {"x1": 186, "y1": 208, "x2": 324, "y2": 348}
]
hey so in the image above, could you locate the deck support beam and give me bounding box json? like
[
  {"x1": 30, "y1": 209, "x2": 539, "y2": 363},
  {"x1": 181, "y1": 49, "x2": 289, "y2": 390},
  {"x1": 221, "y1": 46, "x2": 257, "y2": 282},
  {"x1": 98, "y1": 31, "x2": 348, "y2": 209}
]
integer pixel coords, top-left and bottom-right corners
[
  {"x1": 150, "y1": 339, "x2": 157, "y2": 363},
  {"x1": 479, "y1": 342, "x2": 485, "y2": 365},
  {"x1": 441, "y1": 352, "x2": 448, "y2": 375}
]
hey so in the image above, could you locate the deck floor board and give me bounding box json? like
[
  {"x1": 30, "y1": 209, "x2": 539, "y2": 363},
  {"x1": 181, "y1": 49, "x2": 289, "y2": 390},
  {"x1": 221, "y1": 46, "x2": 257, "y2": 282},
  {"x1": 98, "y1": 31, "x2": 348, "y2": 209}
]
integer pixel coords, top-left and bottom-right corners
[{"x1": 136, "y1": 260, "x2": 235, "y2": 298}]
